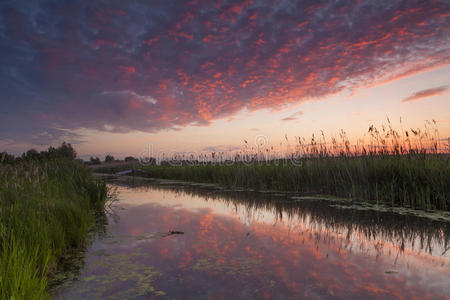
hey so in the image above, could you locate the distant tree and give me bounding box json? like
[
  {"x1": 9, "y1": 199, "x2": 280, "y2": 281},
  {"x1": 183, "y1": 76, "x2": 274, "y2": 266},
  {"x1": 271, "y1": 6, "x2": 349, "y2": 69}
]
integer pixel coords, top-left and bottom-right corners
[
  {"x1": 90, "y1": 156, "x2": 101, "y2": 165},
  {"x1": 45, "y1": 142, "x2": 77, "y2": 159},
  {"x1": 0, "y1": 142, "x2": 78, "y2": 164},
  {"x1": 47, "y1": 146, "x2": 57, "y2": 158},
  {"x1": 23, "y1": 149, "x2": 40, "y2": 161},
  {"x1": 55, "y1": 142, "x2": 77, "y2": 159},
  {"x1": 104, "y1": 155, "x2": 115, "y2": 163},
  {"x1": 0, "y1": 152, "x2": 15, "y2": 164},
  {"x1": 39, "y1": 150, "x2": 50, "y2": 160},
  {"x1": 124, "y1": 156, "x2": 138, "y2": 162}
]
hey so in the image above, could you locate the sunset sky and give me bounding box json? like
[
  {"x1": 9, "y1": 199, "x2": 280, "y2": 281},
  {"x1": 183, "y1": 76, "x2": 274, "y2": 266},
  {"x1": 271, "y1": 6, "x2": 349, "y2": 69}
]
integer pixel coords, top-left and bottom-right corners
[{"x1": 1, "y1": 0, "x2": 449, "y2": 159}]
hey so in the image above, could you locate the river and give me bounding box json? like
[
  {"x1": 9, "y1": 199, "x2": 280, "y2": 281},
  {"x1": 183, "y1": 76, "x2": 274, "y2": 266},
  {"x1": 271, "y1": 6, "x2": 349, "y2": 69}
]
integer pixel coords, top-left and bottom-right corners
[{"x1": 53, "y1": 181, "x2": 450, "y2": 299}]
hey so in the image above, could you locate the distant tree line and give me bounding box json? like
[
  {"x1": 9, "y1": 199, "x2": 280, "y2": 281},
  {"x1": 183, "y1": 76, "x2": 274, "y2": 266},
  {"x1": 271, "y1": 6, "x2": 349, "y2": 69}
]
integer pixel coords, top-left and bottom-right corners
[
  {"x1": 86, "y1": 155, "x2": 139, "y2": 165},
  {"x1": 1, "y1": 142, "x2": 143, "y2": 166},
  {"x1": 1, "y1": 142, "x2": 77, "y2": 164},
  {"x1": 88, "y1": 155, "x2": 115, "y2": 165}
]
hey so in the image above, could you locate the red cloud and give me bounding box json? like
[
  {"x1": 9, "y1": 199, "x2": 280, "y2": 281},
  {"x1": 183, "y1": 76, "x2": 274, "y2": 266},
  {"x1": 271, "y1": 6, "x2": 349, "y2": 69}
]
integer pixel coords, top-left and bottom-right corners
[
  {"x1": 119, "y1": 65, "x2": 136, "y2": 74},
  {"x1": 1, "y1": 0, "x2": 450, "y2": 144}
]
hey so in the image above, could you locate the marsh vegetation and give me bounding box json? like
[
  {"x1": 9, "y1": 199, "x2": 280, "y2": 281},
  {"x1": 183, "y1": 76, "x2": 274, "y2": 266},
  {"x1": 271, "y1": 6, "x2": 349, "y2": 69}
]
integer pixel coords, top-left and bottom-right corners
[
  {"x1": 1, "y1": 121, "x2": 448, "y2": 298},
  {"x1": 0, "y1": 146, "x2": 108, "y2": 299},
  {"x1": 135, "y1": 122, "x2": 450, "y2": 210}
]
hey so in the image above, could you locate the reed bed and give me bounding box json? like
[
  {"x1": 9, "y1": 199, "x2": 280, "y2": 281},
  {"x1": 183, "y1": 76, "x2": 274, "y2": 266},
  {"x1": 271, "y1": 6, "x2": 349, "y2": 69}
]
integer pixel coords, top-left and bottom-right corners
[
  {"x1": 0, "y1": 159, "x2": 108, "y2": 299},
  {"x1": 140, "y1": 122, "x2": 449, "y2": 211}
]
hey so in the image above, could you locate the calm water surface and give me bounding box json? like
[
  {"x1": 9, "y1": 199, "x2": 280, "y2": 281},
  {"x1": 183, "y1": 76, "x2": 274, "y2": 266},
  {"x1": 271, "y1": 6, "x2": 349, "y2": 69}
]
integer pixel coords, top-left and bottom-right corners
[{"x1": 54, "y1": 183, "x2": 450, "y2": 299}]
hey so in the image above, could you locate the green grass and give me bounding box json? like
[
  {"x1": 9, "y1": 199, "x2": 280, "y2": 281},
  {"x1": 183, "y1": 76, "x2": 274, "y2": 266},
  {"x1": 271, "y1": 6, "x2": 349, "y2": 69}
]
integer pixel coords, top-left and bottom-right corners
[
  {"x1": 140, "y1": 154, "x2": 449, "y2": 211},
  {"x1": 0, "y1": 159, "x2": 108, "y2": 299}
]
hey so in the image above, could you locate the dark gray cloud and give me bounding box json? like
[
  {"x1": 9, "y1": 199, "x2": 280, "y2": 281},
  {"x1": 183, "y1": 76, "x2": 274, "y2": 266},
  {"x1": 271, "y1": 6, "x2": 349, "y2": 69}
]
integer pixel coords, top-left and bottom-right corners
[
  {"x1": 402, "y1": 85, "x2": 449, "y2": 102},
  {"x1": 282, "y1": 111, "x2": 303, "y2": 121},
  {"x1": 0, "y1": 0, "x2": 449, "y2": 144},
  {"x1": 202, "y1": 145, "x2": 242, "y2": 152}
]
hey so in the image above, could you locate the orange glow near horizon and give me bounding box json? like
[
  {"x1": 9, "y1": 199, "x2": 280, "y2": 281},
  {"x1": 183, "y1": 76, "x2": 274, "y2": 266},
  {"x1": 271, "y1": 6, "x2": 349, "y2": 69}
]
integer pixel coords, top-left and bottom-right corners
[{"x1": 69, "y1": 65, "x2": 450, "y2": 160}]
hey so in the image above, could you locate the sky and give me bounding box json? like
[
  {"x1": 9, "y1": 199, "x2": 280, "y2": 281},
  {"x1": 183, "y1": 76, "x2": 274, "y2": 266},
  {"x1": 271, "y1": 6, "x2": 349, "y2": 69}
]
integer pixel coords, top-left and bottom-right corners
[{"x1": 0, "y1": 0, "x2": 449, "y2": 159}]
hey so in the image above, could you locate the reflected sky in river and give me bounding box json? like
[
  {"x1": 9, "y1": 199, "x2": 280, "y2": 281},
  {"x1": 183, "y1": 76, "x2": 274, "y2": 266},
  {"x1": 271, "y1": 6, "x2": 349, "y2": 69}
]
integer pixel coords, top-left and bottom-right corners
[{"x1": 54, "y1": 183, "x2": 450, "y2": 299}]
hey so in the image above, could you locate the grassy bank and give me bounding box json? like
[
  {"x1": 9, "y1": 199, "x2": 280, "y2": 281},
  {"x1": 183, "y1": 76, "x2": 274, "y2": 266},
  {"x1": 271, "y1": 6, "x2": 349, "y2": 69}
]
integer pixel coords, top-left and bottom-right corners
[
  {"x1": 0, "y1": 159, "x2": 108, "y2": 299},
  {"x1": 139, "y1": 154, "x2": 449, "y2": 211}
]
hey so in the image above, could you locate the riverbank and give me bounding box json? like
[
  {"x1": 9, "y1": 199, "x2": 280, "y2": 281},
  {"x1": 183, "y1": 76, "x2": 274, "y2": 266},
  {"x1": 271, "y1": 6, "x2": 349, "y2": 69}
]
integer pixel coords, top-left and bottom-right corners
[
  {"x1": 0, "y1": 159, "x2": 108, "y2": 299},
  {"x1": 124, "y1": 154, "x2": 450, "y2": 211}
]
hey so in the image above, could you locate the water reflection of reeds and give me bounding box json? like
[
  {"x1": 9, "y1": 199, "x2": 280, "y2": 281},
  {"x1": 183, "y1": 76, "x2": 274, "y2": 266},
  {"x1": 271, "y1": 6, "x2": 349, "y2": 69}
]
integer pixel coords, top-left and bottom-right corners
[{"x1": 120, "y1": 182, "x2": 450, "y2": 259}]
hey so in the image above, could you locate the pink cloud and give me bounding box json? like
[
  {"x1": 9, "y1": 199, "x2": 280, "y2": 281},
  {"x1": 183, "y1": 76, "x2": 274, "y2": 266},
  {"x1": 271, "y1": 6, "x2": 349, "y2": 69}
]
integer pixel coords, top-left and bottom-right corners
[{"x1": 1, "y1": 0, "x2": 449, "y2": 144}]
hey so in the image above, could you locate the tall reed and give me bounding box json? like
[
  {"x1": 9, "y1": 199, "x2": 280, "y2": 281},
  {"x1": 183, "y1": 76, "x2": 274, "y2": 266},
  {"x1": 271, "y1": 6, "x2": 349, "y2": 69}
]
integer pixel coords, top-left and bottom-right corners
[
  {"x1": 137, "y1": 122, "x2": 449, "y2": 210},
  {"x1": 0, "y1": 159, "x2": 108, "y2": 299}
]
